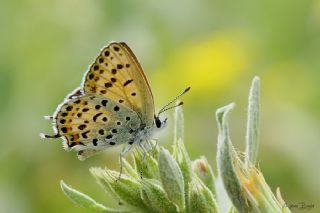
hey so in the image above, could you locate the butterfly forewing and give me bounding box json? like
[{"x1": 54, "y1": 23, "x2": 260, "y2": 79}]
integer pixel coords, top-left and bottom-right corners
[
  {"x1": 82, "y1": 42, "x2": 154, "y2": 127},
  {"x1": 53, "y1": 94, "x2": 141, "y2": 153}
]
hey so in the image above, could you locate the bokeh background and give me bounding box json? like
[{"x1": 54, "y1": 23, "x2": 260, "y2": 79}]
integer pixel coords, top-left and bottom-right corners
[{"x1": 1, "y1": 0, "x2": 320, "y2": 212}]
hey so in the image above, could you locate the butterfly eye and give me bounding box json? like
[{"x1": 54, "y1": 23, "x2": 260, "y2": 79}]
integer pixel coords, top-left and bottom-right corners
[{"x1": 155, "y1": 117, "x2": 162, "y2": 128}]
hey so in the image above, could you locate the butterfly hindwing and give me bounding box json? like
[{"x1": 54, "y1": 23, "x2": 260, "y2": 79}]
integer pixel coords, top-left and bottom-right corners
[
  {"x1": 82, "y1": 42, "x2": 154, "y2": 127},
  {"x1": 52, "y1": 94, "x2": 141, "y2": 156}
]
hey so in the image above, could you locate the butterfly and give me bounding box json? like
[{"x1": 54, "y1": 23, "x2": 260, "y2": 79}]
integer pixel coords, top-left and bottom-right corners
[{"x1": 41, "y1": 42, "x2": 190, "y2": 176}]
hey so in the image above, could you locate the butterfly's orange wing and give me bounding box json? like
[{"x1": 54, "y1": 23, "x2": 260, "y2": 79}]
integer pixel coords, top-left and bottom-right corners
[{"x1": 82, "y1": 42, "x2": 154, "y2": 127}]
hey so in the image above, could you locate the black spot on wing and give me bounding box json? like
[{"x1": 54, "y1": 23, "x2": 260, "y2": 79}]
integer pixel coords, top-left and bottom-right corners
[
  {"x1": 78, "y1": 124, "x2": 86, "y2": 130},
  {"x1": 105, "y1": 82, "x2": 112, "y2": 88},
  {"x1": 98, "y1": 129, "x2": 105, "y2": 135},
  {"x1": 66, "y1": 106, "x2": 73, "y2": 111},
  {"x1": 123, "y1": 79, "x2": 133, "y2": 86},
  {"x1": 70, "y1": 142, "x2": 77, "y2": 147},
  {"x1": 61, "y1": 127, "x2": 67, "y2": 133},
  {"x1": 93, "y1": 65, "x2": 99, "y2": 71},
  {"x1": 114, "y1": 106, "x2": 120, "y2": 111},
  {"x1": 98, "y1": 58, "x2": 104, "y2": 63},
  {"x1": 101, "y1": 100, "x2": 108, "y2": 106},
  {"x1": 93, "y1": 113, "x2": 103, "y2": 122},
  {"x1": 89, "y1": 73, "x2": 94, "y2": 80},
  {"x1": 81, "y1": 131, "x2": 90, "y2": 139},
  {"x1": 92, "y1": 138, "x2": 98, "y2": 146}
]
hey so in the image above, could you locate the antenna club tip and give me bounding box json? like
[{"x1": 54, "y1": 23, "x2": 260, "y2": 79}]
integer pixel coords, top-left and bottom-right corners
[{"x1": 184, "y1": 86, "x2": 191, "y2": 93}]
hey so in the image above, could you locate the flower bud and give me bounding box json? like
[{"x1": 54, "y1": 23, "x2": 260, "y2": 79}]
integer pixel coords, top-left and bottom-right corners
[{"x1": 192, "y1": 156, "x2": 216, "y2": 196}]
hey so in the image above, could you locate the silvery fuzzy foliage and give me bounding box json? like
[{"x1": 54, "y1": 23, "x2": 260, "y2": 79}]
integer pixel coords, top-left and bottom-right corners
[{"x1": 61, "y1": 77, "x2": 291, "y2": 213}]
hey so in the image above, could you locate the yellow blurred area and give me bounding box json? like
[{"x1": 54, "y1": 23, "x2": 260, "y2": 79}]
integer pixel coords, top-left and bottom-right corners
[{"x1": 154, "y1": 31, "x2": 252, "y2": 97}]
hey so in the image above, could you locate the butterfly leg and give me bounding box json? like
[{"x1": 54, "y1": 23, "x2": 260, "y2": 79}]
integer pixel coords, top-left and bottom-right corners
[
  {"x1": 138, "y1": 141, "x2": 148, "y2": 179},
  {"x1": 150, "y1": 139, "x2": 158, "y2": 157},
  {"x1": 145, "y1": 139, "x2": 158, "y2": 157},
  {"x1": 117, "y1": 143, "x2": 133, "y2": 181},
  {"x1": 145, "y1": 140, "x2": 153, "y2": 151}
]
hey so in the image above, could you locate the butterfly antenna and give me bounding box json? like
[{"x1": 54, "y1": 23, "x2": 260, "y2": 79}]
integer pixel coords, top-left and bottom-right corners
[
  {"x1": 158, "y1": 102, "x2": 184, "y2": 115},
  {"x1": 158, "y1": 86, "x2": 191, "y2": 116}
]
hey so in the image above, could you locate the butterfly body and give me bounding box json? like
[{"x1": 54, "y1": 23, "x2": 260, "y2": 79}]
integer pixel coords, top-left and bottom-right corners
[{"x1": 42, "y1": 42, "x2": 173, "y2": 160}]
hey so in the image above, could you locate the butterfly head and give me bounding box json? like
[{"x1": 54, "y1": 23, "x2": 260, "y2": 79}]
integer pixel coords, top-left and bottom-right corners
[{"x1": 154, "y1": 115, "x2": 167, "y2": 129}]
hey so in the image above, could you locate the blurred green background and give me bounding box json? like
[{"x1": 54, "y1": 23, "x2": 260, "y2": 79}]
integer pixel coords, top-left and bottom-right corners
[{"x1": 1, "y1": 0, "x2": 320, "y2": 212}]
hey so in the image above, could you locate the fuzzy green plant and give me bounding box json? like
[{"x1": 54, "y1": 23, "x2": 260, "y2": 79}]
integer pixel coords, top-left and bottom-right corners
[{"x1": 60, "y1": 76, "x2": 291, "y2": 213}]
